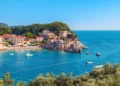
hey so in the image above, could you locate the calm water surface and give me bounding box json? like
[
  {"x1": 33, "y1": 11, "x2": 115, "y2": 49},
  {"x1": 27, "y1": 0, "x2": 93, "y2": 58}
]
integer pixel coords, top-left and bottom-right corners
[{"x1": 0, "y1": 30, "x2": 120, "y2": 82}]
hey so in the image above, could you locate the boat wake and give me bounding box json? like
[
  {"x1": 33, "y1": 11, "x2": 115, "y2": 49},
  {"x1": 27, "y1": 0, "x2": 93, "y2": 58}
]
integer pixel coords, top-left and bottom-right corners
[{"x1": 2, "y1": 61, "x2": 81, "y2": 76}]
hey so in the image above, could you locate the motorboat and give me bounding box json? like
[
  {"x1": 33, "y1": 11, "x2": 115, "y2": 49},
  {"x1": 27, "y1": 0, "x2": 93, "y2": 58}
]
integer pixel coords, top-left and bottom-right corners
[
  {"x1": 10, "y1": 53, "x2": 14, "y2": 56},
  {"x1": 86, "y1": 52, "x2": 90, "y2": 55},
  {"x1": 86, "y1": 61, "x2": 94, "y2": 64},
  {"x1": 94, "y1": 65, "x2": 103, "y2": 69},
  {"x1": 96, "y1": 52, "x2": 100, "y2": 56},
  {"x1": 26, "y1": 53, "x2": 33, "y2": 57}
]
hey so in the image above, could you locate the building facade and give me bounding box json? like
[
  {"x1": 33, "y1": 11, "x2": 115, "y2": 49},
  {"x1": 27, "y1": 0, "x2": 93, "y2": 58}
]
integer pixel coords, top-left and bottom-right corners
[{"x1": 59, "y1": 31, "x2": 68, "y2": 38}]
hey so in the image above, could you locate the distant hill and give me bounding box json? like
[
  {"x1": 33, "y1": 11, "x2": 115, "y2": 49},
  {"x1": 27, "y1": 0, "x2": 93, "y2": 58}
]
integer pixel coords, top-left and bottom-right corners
[
  {"x1": 0, "y1": 23, "x2": 8, "y2": 27},
  {"x1": 10, "y1": 25, "x2": 24, "y2": 28}
]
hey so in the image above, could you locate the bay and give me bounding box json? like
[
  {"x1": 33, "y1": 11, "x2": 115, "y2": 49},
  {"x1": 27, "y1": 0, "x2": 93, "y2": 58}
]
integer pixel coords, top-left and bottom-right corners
[{"x1": 0, "y1": 30, "x2": 120, "y2": 82}]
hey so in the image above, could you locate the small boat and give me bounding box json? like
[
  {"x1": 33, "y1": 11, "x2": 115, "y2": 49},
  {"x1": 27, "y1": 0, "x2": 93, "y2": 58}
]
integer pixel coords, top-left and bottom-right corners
[
  {"x1": 86, "y1": 52, "x2": 90, "y2": 55},
  {"x1": 26, "y1": 53, "x2": 33, "y2": 57},
  {"x1": 94, "y1": 65, "x2": 103, "y2": 69},
  {"x1": 86, "y1": 61, "x2": 94, "y2": 64},
  {"x1": 10, "y1": 53, "x2": 14, "y2": 56},
  {"x1": 96, "y1": 52, "x2": 100, "y2": 56},
  {"x1": 61, "y1": 51, "x2": 64, "y2": 52}
]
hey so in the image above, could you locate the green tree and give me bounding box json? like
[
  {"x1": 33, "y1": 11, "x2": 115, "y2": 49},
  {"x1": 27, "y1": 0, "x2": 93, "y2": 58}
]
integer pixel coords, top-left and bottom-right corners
[
  {"x1": 25, "y1": 32, "x2": 34, "y2": 38},
  {"x1": 104, "y1": 62, "x2": 112, "y2": 74}
]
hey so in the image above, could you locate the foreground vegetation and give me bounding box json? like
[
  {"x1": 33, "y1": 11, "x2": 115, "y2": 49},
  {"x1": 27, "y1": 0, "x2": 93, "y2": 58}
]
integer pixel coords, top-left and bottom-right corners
[{"x1": 1, "y1": 62, "x2": 120, "y2": 86}]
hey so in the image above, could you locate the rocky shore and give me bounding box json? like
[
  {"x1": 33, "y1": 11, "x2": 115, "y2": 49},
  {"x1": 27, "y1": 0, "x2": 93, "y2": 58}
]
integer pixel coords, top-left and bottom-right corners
[{"x1": 42, "y1": 38, "x2": 86, "y2": 53}]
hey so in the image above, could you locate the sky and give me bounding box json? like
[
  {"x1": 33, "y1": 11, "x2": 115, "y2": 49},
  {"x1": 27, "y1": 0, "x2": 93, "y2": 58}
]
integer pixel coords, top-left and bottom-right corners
[{"x1": 0, "y1": 0, "x2": 120, "y2": 30}]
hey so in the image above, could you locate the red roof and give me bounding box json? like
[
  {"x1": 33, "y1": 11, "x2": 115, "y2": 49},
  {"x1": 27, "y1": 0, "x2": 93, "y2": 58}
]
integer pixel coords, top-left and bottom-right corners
[
  {"x1": 3, "y1": 34, "x2": 16, "y2": 38},
  {"x1": 0, "y1": 36, "x2": 3, "y2": 38},
  {"x1": 16, "y1": 36, "x2": 25, "y2": 38},
  {"x1": 36, "y1": 36, "x2": 43, "y2": 38},
  {"x1": 4, "y1": 34, "x2": 14, "y2": 36}
]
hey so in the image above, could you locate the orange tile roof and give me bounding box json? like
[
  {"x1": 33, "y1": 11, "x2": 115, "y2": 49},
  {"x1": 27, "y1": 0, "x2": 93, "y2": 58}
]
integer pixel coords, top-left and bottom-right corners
[
  {"x1": 16, "y1": 36, "x2": 25, "y2": 38},
  {"x1": 36, "y1": 36, "x2": 44, "y2": 38},
  {"x1": 0, "y1": 36, "x2": 3, "y2": 38},
  {"x1": 3, "y1": 34, "x2": 16, "y2": 38}
]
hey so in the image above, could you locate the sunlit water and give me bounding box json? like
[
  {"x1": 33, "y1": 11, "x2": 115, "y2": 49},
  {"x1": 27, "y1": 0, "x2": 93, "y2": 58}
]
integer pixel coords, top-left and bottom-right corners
[{"x1": 0, "y1": 30, "x2": 120, "y2": 83}]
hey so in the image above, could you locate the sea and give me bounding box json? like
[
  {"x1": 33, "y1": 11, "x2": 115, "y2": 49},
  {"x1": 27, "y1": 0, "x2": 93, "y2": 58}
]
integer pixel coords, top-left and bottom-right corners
[{"x1": 0, "y1": 30, "x2": 120, "y2": 83}]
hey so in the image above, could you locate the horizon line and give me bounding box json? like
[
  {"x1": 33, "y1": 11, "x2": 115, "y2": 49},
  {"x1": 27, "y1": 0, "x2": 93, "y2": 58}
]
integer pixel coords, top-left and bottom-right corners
[{"x1": 73, "y1": 29, "x2": 120, "y2": 31}]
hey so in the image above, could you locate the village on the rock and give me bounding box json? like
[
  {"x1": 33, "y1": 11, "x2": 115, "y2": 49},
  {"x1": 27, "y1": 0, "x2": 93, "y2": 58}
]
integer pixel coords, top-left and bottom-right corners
[{"x1": 0, "y1": 30, "x2": 86, "y2": 52}]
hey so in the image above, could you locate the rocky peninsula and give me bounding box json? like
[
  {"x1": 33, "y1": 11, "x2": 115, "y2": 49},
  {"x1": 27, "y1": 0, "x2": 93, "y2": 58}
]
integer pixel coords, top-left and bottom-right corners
[
  {"x1": 0, "y1": 22, "x2": 86, "y2": 53},
  {"x1": 41, "y1": 30, "x2": 86, "y2": 52}
]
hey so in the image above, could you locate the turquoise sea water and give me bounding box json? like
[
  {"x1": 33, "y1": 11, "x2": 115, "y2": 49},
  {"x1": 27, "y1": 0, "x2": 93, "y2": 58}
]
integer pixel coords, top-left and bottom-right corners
[{"x1": 0, "y1": 30, "x2": 120, "y2": 82}]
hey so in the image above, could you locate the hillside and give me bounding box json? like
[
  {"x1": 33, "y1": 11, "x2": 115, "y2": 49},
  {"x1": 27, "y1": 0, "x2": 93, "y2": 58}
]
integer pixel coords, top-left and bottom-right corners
[
  {"x1": 0, "y1": 21, "x2": 73, "y2": 36},
  {"x1": 0, "y1": 23, "x2": 8, "y2": 27},
  {"x1": 10, "y1": 25, "x2": 24, "y2": 28},
  {"x1": 11, "y1": 21, "x2": 74, "y2": 36}
]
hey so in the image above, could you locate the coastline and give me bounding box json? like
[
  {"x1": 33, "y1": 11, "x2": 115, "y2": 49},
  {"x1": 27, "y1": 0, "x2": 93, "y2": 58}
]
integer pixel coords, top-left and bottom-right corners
[
  {"x1": 0, "y1": 46, "x2": 41, "y2": 52},
  {"x1": 0, "y1": 43, "x2": 88, "y2": 53}
]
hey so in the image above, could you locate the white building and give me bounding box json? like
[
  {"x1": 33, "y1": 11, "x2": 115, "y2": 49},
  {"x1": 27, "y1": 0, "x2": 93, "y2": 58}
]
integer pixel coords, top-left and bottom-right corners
[
  {"x1": 36, "y1": 36, "x2": 44, "y2": 42},
  {"x1": 0, "y1": 43, "x2": 6, "y2": 50},
  {"x1": 0, "y1": 36, "x2": 4, "y2": 43},
  {"x1": 42, "y1": 30, "x2": 50, "y2": 35}
]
